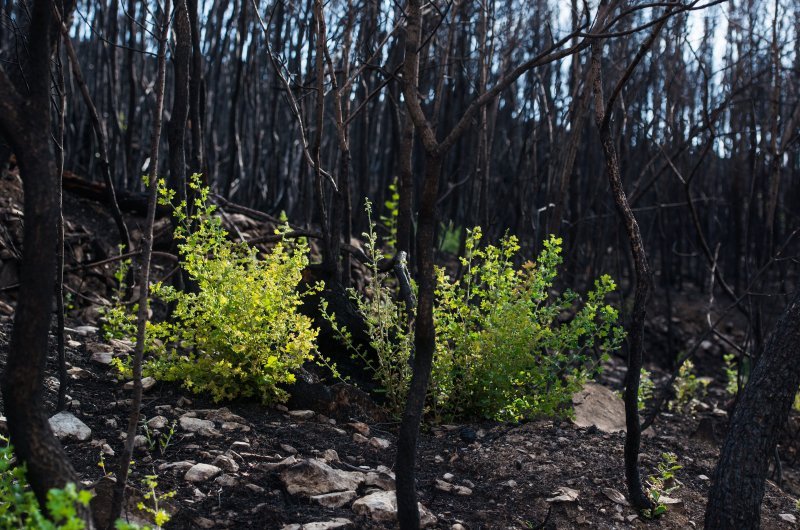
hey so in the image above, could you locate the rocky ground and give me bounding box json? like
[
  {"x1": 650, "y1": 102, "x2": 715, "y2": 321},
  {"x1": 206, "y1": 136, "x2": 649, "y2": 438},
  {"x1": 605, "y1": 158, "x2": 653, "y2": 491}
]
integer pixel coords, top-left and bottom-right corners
[
  {"x1": 0, "y1": 322, "x2": 798, "y2": 529},
  {"x1": 1, "y1": 172, "x2": 800, "y2": 529}
]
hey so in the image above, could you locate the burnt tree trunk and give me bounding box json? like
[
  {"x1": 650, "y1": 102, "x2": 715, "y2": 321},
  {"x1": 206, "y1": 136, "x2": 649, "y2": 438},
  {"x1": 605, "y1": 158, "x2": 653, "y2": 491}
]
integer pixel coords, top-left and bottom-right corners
[
  {"x1": 0, "y1": 0, "x2": 82, "y2": 511},
  {"x1": 705, "y1": 290, "x2": 800, "y2": 529}
]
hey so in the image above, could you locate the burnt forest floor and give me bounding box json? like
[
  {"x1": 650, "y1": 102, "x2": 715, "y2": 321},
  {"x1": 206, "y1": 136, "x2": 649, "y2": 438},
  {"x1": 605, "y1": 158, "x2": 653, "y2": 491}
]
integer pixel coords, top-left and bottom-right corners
[{"x1": 1, "y1": 172, "x2": 799, "y2": 529}]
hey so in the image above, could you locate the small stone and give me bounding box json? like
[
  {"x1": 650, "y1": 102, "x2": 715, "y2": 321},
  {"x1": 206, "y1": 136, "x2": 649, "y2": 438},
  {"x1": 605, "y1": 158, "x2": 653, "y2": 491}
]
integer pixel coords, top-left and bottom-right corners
[
  {"x1": 193, "y1": 517, "x2": 216, "y2": 529},
  {"x1": 66, "y1": 340, "x2": 82, "y2": 349},
  {"x1": 105, "y1": 418, "x2": 118, "y2": 429},
  {"x1": 212, "y1": 454, "x2": 240, "y2": 473},
  {"x1": 259, "y1": 456, "x2": 298, "y2": 472},
  {"x1": 434, "y1": 455, "x2": 444, "y2": 464},
  {"x1": 364, "y1": 471, "x2": 395, "y2": 491},
  {"x1": 90, "y1": 351, "x2": 114, "y2": 365},
  {"x1": 231, "y1": 441, "x2": 251, "y2": 451},
  {"x1": 221, "y1": 421, "x2": 250, "y2": 432},
  {"x1": 67, "y1": 367, "x2": 92, "y2": 379},
  {"x1": 184, "y1": 463, "x2": 222, "y2": 483},
  {"x1": 322, "y1": 449, "x2": 340, "y2": 462},
  {"x1": 280, "y1": 459, "x2": 365, "y2": 496},
  {"x1": 207, "y1": 407, "x2": 246, "y2": 423},
  {"x1": 280, "y1": 443, "x2": 298, "y2": 455},
  {"x1": 122, "y1": 376, "x2": 156, "y2": 391},
  {"x1": 288, "y1": 410, "x2": 315, "y2": 420},
  {"x1": 179, "y1": 415, "x2": 219, "y2": 436},
  {"x1": 502, "y1": 480, "x2": 518, "y2": 488},
  {"x1": 73, "y1": 325, "x2": 99, "y2": 336},
  {"x1": 348, "y1": 422, "x2": 370, "y2": 436},
  {"x1": 452, "y1": 525, "x2": 467, "y2": 530},
  {"x1": 778, "y1": 514, "x2": 797, "y2": 524},
  {"x1": 101, "y1": 443, "x2": 115, "y2": 456},
  {"x1": 147, "y1": 416, "x2": 169, "y2": 430},
  {"x1": 368, "y1": 437, "x2": 391, "y2": 450},
  {"x1": 310, "y1": 490, "x2": 357, "y2": 508},
  {"x1": 176, "y1": 396, "x2": 192, "y2": 407},
  {"x1": 353, "y1": 433, "x2": 369, "y2": 444},
  {"x1": 245, "y1": 483, "x2": 265, "y2": 494},
  {"x1": 443, "y1": 473, "x2": 455, "y2": 481},
  {"x1": 133, "y1": 435, "x2": 148, "y2": 448},
  {"x1": 215, "y1": 474, "x2": 238, "y2": 487},
  {"x1": 280, "y1": 519, "x2": 352, "y2": 530},
  {"x1": 108, "y1": 338, "x2": 135, "y2": 353},
  {"x1": 352, "y1": 490, "x2": 437, "y2": 527},
  {"x1": 698, "y1": 474, "x2": 710, "y2": 481},
  {"x1": 275, "y1": 404, "x2": 289, "y2": 412},
  {"x1": 434, "y1": 479, "x2": 472, "y2": 496},
  {"x1": 158, "y1": 461, "x2": 196, "y2": 473},
  {"x1": 49, "y1": 412, "x2": 92, "y2": 441},
  {"x1": 546, "y1": 486, "x2": 579, "y2": 503}
]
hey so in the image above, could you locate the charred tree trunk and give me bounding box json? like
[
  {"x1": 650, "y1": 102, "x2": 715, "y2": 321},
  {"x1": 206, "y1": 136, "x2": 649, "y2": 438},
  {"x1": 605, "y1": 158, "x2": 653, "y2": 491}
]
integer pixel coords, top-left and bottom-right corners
[
  {"x1": 0, "y1": 0, "x2": 82, "y2": 513},
  {"x1": 705, "y1": 290, "x2": 800, "y2": 529}
]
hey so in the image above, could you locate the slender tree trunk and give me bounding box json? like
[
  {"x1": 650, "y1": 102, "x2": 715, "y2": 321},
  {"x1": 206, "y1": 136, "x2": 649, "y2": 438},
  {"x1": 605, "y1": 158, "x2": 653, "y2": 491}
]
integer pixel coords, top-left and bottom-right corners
[
  {"x1": 0, "y1": 0, "x2": 82, "y2": 514},
  {"x1": 108, "y1": 0, "x2": 170, "y2": 524},
  {"x1": 705, "y1": 290, "x2": 800, "y2": 529},
  {"x1": 396, "y1": 153, "x2": 441, "y2": 530}
]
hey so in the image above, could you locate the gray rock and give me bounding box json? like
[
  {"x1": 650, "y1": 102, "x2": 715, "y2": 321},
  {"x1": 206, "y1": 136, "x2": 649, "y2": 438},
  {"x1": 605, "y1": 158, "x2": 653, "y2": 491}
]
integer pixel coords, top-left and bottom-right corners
[
  {"x1": 184, "y1": 463, "x2": 222, "y2": 483},
  {"x1": 123, "y1": 376, "x2": 156, "y2": 391},
  {"x1": 347, "y1": 422, "x2": 370, "y2": 436},
  {"x1": 351, "y1": 490, "x2": 437, "y2": 527},
  {"x1": 158, "y1": 461, "x2": 196, "y2": 473},
  {"x1": 280, "y1": 443, "x2": 298, "y2": 455},
  {"x1": 280, "y1": 459, "x2": 364, "y2": 496},
  {"x1": 73, "y1": 325, "x2": 99, "y2": 336},
  {"x1": 259, "y1": 456, "x2": 298, "y2": 472},
  {"x1": 147, "y1": 416, "x2": 169, "y2": 430},
  {"x1": 212, "y1": 454, "x2": 240, "y2": 473},
  {"x1": 215, "y1": 474, "x2": 239, "y2": 487},
  {"x1": 288, "y1": 410, "x2": 315, "y2": 420},
  {"x1": 245, "y1": 483, "x2": 265, "y2": 494},
  {"x1": 280, "y1": 519, "x2": 352, "y2": 530},
  {"x1": 206, "y1": 407, "x2": 246, "y2": 423},
  {"x1": 310, "y1": 490, "x2": 356, "y2": 508},
  {"x1": 221, "y1": 421, "x2": 250, "y2": 432},
  {"x1": 434, "y1": 479, "x2": 472, "y2": 496},
  {"x1": 368, "y1": 437, "x2": 391, "y2": 450},
  {"x1": 179, "y1": 415, "x2": 219, "y2": 437},
  {"x1": 322, "y1": 449, "x2": 339, "y2": 463},
  {"x1": 90, "y1": 351, "x2": 114, "y2": 365},
  {"x1": 364, "y1": 471, "x2": 395, "y2": 491},
  {"x1": 49, "y1": 412, "x2": 92, "y2": 441},
  {"x1": 572, "y1": 382, "x2": 626, "y2": 433}
]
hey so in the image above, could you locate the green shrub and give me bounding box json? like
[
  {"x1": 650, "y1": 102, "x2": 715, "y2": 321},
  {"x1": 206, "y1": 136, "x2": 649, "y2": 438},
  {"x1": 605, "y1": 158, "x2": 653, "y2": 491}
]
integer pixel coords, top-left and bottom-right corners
[
  {"x1": 110, "y1": 174, "x2": 319, "y2": 404},
  {"x1": 431, "y1": 229, "x2": 624, "y2": 421},
  {"x1": 100, "y1": 252, "x2": 136, "y2": 341},
  {"x1": 669, "y1": 360, "x2": 708, "y2": 412},
  {"x1": 321, "y1": 200, "x2": 413, "y2": 414},
  {"x1": 324, "y1": 218, "x2": 624, "y2": 422},
  {"x1": 643, "y1": 452, "x2": 682, "y2": 519},
  {"x1": 379, "y1": 178, "x2": 399, "y2": 254}
]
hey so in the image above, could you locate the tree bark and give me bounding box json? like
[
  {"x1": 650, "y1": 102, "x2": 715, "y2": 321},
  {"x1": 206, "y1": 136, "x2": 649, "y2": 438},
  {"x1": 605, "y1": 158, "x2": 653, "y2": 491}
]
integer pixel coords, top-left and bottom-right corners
[
  {"x1": 705, "y1": 289, "x2": 800, "y2": 529},
  {"x1": 0, "y1": 0, "x2": 82, "y2": 513}
]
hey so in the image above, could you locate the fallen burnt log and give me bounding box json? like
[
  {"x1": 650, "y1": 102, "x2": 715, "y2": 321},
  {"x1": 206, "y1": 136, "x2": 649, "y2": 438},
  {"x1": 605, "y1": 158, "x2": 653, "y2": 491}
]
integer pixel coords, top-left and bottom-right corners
[{"x1": 63, "y1": 172, "x2": 170, "y2": 216}]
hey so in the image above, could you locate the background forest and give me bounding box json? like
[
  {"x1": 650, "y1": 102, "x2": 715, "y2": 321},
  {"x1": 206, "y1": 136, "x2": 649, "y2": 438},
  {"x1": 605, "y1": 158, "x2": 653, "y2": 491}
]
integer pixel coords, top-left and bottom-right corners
[{"x1": 0, "y1": 0, "x2": 799, "y2": 528}]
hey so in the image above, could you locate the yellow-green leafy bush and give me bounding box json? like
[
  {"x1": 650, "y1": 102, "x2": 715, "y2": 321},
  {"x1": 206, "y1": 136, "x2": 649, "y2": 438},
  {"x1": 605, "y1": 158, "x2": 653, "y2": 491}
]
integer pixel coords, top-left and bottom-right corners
[
  {"x1": 431, "y1": 229, "x2": 624, "y2": 421},
  {"x1": 112, "y1": 175, "x2": 318, "y2": 404}
]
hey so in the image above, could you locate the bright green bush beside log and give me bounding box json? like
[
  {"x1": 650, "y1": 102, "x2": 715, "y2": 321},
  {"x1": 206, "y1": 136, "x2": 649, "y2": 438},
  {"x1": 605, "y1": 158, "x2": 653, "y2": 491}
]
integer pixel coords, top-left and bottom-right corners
[{"x1": 109, "y1": 175, "x2": 318, "y2": 404}]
